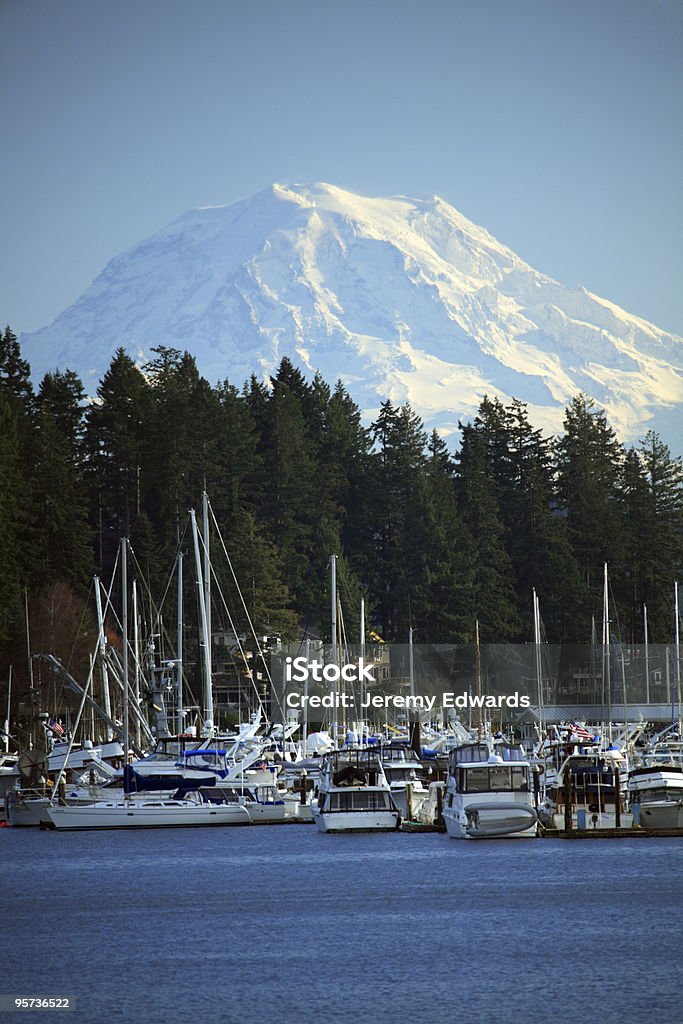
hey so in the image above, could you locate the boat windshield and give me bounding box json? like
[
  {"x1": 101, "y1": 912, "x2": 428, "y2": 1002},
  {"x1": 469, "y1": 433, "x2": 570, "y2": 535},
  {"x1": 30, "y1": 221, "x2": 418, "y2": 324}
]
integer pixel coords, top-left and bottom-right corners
[
  {"x1": 326, "y1": 791, "x2": 393, "y2": 811},
  {"x1": 381, "y1": 746, "x2": 420, "y2": 765},
  {"x1": 635, "y1": 787, "x2": 683, "y2": 804},
  {"x1": 459, "y1": 765, "x2": 529, "y2": 793},
  {"x1": 384, "y1": 766, "x2": 419, "y2": 783}
]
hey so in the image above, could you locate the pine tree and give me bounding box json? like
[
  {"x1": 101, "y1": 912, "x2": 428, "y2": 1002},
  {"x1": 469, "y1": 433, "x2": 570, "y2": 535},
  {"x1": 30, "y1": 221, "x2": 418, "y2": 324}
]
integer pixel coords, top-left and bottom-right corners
[
  {"x1": 0, "y1": 392, "x2": 22, "y2": 647},
  {"x1": 409, "y1": 430, "x2": 476, "y2": 642},
  {"x1": 454, "y1": 418, "x2": 520, "y2": 642},
  {"x1": 84, "y1": 348, "x2": 152, "y2": 574},
  {"x1": 556, "y1": 394, "x2": 625, "y2": 633},
  {"x1": 0, "y1": 326, "x2": 33, "y2": 408},
  {"x1": 636, "y1": 431, "x2": 683, "y2": 640},
  {"x1": 29, "y1": 370, "x2": 92, "y2": 589},
  {"x1": 367, "y1": 401, "x2": 429, "y2": 640},
  {"x1": 142, "y1": 347, "x2": 222, "y2": 556},
  {"x1": 491, "y1": 399, "x2": 582, "y2": 639},
  {"x1": 257, "y1": 359, "x2": 318, "y2": 609},
  {"x1": 617, "y1": 447, "x2": 650, "y2": 642},
  {"x1": 0, "y1": 328, "x2": 34, "y2": 648}
]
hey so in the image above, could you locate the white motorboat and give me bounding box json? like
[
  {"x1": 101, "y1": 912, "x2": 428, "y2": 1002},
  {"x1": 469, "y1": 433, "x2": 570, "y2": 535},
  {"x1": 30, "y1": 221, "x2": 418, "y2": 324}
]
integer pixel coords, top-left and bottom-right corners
[
  {"x1": 442, "y1": 741, "x2": 537, "y2": 839},
  {"x1": 42, "y1": 793, "x2": 251, "y2": 830},
  {"x1": 539, "y1": 747, "x2": 632, "y2": 830},
  {"x1": 380, "y1": 742, "x2": 428, "y2": 820},
  {"x1": 628, "y1": 762, "x2": 683, "y2": 829},
  {"x1": 311, "y1": 749, "x2": 400, "y2": 833}
]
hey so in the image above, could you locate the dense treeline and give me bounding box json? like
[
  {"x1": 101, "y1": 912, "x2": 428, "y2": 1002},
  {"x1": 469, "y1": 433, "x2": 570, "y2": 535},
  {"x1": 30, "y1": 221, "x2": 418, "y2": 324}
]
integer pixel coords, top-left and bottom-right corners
[{"x1": 1, "y1": 325, "x2": 682, "y2": 685}]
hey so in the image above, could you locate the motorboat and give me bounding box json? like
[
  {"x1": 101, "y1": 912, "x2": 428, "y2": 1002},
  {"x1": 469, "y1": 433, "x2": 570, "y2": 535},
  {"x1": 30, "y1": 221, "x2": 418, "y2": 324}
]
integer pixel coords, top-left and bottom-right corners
[
  {"x1": 380, "y1": 743, "x2": 428, "y2": 820},
  {"x1": 628, "y1": 760, "x2": 683, "y2": 829},
  {"x1": 538, "y1": 747, "x2": 632, "y2": 830},
  {"x1": 442, "y1": 742, "x2": 537, "y2": 839},
  {"x1": 311, "y1": 749, "x2": 400, "y2": 833}
]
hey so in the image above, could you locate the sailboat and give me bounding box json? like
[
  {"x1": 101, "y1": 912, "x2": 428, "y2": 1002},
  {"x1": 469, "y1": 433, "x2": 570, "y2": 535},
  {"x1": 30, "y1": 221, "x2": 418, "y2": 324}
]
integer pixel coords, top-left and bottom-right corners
[{"x1": 42, "y1": 538, "x2": 252, "y2": 831}]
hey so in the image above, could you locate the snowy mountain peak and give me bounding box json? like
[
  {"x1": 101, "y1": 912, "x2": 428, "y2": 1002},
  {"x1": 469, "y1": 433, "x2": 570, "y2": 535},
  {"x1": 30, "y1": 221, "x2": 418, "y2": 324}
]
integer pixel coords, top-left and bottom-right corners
[{"x1": 22, "y1": 182, "x2": 683, "y2": 448}]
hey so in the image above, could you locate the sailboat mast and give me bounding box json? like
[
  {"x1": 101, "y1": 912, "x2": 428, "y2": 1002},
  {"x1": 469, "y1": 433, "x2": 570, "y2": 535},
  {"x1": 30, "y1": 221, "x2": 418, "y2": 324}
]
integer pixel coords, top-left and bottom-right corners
[
  {"x1": 644, "y1": 604, "x2": 650, "y2": 704},
  {"x1": 359, "y1": 596, "x2": 365, "y2": 742},
  {"x1": 533, "y1": 589, "x2": 545, "y2": 739},
  {"x1": 475, "y1": 619, "x2": 482, "y2": 741},
  {"x1": 330, "y1": 554, "x2": 337, "y2": 746},
  {"x1": 675, "y1": 581, "x2": 681, "y2": 735},
  {"x1": 94, "y1": 577, "x2": 113, "y2": 741},
  {"x1": 4, "y1": 666, "x2": 11, "y2": 753},
  {"x1": 177, "y1": 552, "x2": 184, "y2": 735},
  {"x1": 202, "y1": 491, "x2": 212, "y2": 685},
  {"x1": 190, "y1": 509, "x2": 214, "y2": 737},
  {"x1": 132, "y1": 580, "x2": 142, "y2": 750},
  {"x1": 25, "y1": 589, "x2": 35, "y2": 750},
  {"x1": 303, "y1": 636, "x2": 310, "y2": 756},
  {"x1": 603, "y1": 562, "x2": 612, "y2": 743},
  {"x1": 121, "y1": 537, "x2": 130, "y2": 776}
]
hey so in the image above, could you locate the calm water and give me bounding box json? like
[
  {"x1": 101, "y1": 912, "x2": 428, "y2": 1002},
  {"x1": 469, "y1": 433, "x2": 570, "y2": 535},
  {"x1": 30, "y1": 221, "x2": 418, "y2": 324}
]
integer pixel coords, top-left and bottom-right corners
[{"x1": 1, "y1": 825, "x2": 682, "y2": 1024}]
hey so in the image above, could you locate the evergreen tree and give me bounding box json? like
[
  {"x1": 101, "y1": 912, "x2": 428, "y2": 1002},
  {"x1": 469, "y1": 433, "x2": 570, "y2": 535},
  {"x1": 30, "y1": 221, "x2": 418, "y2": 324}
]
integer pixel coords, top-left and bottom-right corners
[
  {"x1": 257, "y1": 359, "x2": 318, "y2": 610},
  {"x1": 484, "y1": 398, "x2": 582, "y2": 639},
  {"x1": 142, "y1": 347, "x2": 222, "y2": 556},
  {"x1": 0, "y1": 328, "x2": 34, "y2": 648},
  {"x1": 29, "y1": 370, "x2": 92, "y2": 589},
  {"x1": 0, "y1": 326, "x2": 33, "y2": 408},
  {"x1": 367, "y1": 401, "x2": 429, "y2": 640},
  {"x1": 636, "y1": 431, "x2": 683, "y2": 640},
  {"x1": 618, "y1": 446, "x2": 652, "y2": 642},
  {"x1": 454, "y1": 418, "x2": 520, "y2": 641},
  {"x1": 556, "y1": 395, "x2": 625, "y2": 632},
  {"x1": 0, "y1": 392, "x2": 22, "y2": 647},
  {"x1": 84, "y1": 348, "x2": 152, "y2": 573},
  {"x1": 407, "y1": 431, "x2": 476, "y2": 642}
]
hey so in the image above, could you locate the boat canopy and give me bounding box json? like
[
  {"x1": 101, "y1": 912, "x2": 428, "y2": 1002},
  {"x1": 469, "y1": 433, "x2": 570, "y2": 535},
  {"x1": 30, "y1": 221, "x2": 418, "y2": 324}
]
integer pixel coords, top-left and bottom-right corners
[{"x1": 180, "y1": 750, "x2": 227, "y2": 757}]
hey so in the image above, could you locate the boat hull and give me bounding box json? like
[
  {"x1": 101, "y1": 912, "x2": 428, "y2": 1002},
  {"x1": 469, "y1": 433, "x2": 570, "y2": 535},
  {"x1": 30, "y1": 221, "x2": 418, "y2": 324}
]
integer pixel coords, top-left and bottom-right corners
[
  {"x1": 637, "y1": 802, "x2": 683, "y2": 829},
  {"x1": 311, "y1": 807, "x2": 400, "y2": 833},
  {"x1": 550, "y1": 810, "x2": 634, "y2": 831},
  {"x1": 43, "y1": 800, "x2": 251, "y2": 830},
  {"x1": 443, "y1": 802, "x2": 537, "y2": 839}
]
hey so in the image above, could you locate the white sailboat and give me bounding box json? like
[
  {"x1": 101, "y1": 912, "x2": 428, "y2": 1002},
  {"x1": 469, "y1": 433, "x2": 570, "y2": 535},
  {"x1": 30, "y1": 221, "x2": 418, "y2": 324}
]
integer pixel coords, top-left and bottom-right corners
[{"x1": 43, "y1": 793, "x2": 250, "y2": 830}]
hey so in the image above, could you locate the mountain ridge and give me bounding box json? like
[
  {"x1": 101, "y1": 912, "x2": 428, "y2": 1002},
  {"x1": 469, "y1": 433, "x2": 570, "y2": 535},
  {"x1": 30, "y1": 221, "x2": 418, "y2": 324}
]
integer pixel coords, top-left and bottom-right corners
[{"x1": 22, "y1": 182, "x2": 683, "y2": 447}]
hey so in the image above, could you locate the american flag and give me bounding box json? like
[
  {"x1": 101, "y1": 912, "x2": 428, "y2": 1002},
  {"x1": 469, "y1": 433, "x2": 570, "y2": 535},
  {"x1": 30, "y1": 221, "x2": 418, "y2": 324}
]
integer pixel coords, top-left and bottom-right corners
[
  {"x1": 570, "y1": 723, "x2": 593, "y2": 741},
  {"x1": 48, "y1": 718, "x2": 64, "y2": 736}
]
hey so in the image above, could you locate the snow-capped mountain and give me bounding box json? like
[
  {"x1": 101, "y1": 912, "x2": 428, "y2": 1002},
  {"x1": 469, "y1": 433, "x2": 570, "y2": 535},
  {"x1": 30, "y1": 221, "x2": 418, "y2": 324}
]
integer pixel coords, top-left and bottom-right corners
[{"x1": 22, "y1": 182, "x2": 683, "y2": 445}]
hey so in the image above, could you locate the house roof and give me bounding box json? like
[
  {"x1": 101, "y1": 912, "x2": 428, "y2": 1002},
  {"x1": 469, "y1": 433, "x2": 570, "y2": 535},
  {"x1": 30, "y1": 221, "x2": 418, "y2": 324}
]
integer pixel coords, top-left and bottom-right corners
[{"x1": 514, "y1": 703, "x2": 683, "y2": 725}]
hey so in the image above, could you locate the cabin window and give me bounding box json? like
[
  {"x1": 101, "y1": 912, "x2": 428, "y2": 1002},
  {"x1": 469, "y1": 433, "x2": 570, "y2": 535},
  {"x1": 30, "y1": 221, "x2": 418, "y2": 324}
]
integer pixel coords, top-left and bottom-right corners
[
  {"x1": 511, "y1": 767, "x2": 529, "y2": 792},
  {"x1": 462, "y1": 765, "x2": 530, "y2": 793},
  {"x1": 465, "y1": 767, "x2": 490, "y2": 792},
  {"x1": 489, "y1": 766, "x2": 510, "y2": 791},
  {"x1": 327, "y1": 791, "x2": 390, "y2": 811}
]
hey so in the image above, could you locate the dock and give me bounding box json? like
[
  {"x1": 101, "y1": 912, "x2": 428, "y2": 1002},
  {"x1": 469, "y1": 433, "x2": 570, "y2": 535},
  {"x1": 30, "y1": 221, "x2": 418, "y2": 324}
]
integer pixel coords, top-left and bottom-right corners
[{"x1": 539, "y1": 826, "x2": 683, "y2": 839}]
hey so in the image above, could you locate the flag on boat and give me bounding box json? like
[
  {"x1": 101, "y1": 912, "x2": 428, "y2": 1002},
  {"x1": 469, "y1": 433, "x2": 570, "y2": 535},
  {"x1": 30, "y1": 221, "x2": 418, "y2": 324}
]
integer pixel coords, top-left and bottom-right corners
[
  {"x1": 569, "y1": 723, "x2": 593, "y2": 741},
  {"x1": 48, "y1": 718, "x2": 64, "y2": 736},
  {"x1": 369, "y1": 630, "x2": 385, "y2": 644}
]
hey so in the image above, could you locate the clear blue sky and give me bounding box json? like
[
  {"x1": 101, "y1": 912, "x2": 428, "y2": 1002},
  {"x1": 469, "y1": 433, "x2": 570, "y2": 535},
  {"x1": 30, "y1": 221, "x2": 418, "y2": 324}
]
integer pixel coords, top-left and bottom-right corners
[{"x1": 2, "y1": 0, "x2": 682, "y2": 336}]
